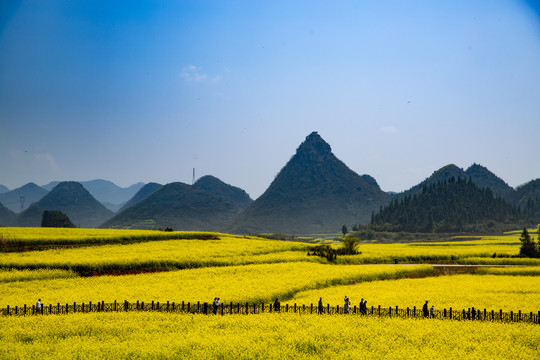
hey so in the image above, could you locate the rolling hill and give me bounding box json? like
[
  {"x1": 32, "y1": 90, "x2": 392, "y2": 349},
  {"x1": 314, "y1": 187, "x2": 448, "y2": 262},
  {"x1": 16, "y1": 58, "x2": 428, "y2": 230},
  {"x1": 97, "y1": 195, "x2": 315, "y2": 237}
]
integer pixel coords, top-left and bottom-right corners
[
  {"x1": 117, "y1": 182, "x2": 163, "y2": 213},
  {"x1": 16, "y1": 182, "x2": 114, "y2": 228},
  {"x1": 101, "y1": 182, "x2": 242, "y2": 230},
  {"x1": 194, "y1": 175, "x2": 253, "y2": 210},
  {"x1": 43, "y1": 180, "x2": 145, "y2": 211},
  {"x1": 464, "y1": 163, "x2": 514, "y2": 199}
]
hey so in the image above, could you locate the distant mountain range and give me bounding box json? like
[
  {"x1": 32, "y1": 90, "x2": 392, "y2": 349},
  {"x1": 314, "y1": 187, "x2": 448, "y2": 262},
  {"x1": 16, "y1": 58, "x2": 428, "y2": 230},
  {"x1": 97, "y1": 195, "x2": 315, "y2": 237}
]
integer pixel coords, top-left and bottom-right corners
[
  {"x1": 1, "y1": 132, "x2": 539, "y2": 233},
  {"x1": 0, "y1": 182, "x2": 49, "y2": 213}
]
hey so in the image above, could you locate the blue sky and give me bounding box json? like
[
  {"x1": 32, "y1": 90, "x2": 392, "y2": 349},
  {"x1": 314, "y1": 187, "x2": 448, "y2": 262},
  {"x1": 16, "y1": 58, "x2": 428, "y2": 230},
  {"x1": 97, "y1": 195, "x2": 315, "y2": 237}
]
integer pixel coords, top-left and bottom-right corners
[{"x1": 1, "y1": 0, "x2": 539, "y2": 199}]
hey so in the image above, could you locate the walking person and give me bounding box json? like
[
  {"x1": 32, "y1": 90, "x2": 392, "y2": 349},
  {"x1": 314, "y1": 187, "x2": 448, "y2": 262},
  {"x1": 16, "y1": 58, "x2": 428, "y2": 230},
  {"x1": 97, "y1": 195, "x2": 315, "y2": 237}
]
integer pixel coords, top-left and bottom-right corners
[
  {"x1": 36, "y1": 299, "x2": 42, "y2": 314},
  {"x1": 344, "y1": 296, "x2": 350, "y2": 314},
  {"x1": 423, "y1": 301, "x2": 429, "y2": 318},
  {"x1": 360, "y1": 299, "x2": 367, "y2": 315},
  {"x1": 318, "y1": 297, "x2": 323, "y2": 314},
  {"x1": 274, "y1": 298, "x2": 280, "y2": 312},
  {"x1": 212, "y1": 297, "x2": 220, "y2": 315},
  {"x1": 471, "y1": 307, "x2": 477, "y2": 320},
  {"x1": 430, "y1": 305, "x2": 435, "y2": 318}
]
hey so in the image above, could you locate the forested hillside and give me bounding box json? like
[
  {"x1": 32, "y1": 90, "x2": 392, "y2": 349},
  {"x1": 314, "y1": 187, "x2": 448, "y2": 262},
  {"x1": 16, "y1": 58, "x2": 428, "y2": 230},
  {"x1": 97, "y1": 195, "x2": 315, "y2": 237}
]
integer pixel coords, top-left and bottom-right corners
[{"x1": 370, "y1": 177, "x2": 521, "y2": 233}]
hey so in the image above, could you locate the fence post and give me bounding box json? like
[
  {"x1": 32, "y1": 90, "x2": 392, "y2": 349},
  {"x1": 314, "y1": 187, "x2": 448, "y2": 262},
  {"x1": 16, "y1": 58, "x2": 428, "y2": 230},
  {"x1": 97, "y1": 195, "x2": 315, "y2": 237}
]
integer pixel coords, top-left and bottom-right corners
[
  {"x1": 538, "y1": 311, "x2": 540, "y2": 325},
  {"x1": 311, "y1": 304, "x2": 313, "y2": 314},
  {"x1": 327, "y1": 304, "x2": 330, "y2": 314},
  {"x1": 167, "y1": 301, "x2": 170, "y2": 312},
  {"x1": 337, "y1": 305, "x2": 340, "y2": 314},
  {"x1": 102, "y1": 301, "x2": 104, "y2": 312},
  {"x1": 378, "y1": 305, "x2": 381, "y2": 317},
  {"x1": 204, "y1": 302, "x2": 208, "y2": 315},
  {"x1": 246, "y1": 302, "x2": 249, "y2": 314},
  {"x1": 389, "y1": 306, "x2": 392, "y2": 317},
  {"x1": 157, "y1": 302, "x2": 160, "y2": 312},
  {"x1": 89, "y1": 301, "x2": 92, "y2": 312},
  {"x1": 484, "y1": 309, "x2": 486, "y2": 320},
  {"x1": 82, "y1": 303, "x2": 85, "y2": 312},
  {"x1": 6, "y1": 305, "x2": 9, "y2": 316},
  {"x1": 32, "y1": 305, "x2": 35, "y2": 315},
  {"x1": 24, "y1": 304, "x2": 27, "y2": 315},
  {"x1": 66, "y1": 303, "x2": 68, "y2": 314},
  {"x1": 294, "y1": 303, "x2": 297, "y2": 313},
  {"x1": 114, "y1": 300, "x2": 117, "y2": 312},
  {"x1": 182, "y1": 301, "x2": 185, "y2": 311},
  {"x1": 198, "y1": 302, "x2": 200, "y2": 313},
  {"x1": 518, "y1": 310, "x2": 521, "y2": 321},
  {"x1": 220, "y1": 303, "x2": 224, "y2": 316},
  {"x1": 413, "y1": 306, "x2": 416, "y2": 316}
]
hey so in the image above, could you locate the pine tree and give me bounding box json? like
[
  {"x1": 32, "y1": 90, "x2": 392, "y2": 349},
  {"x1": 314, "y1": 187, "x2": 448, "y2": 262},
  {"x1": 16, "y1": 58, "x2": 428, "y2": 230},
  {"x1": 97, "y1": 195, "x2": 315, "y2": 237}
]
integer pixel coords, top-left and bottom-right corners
[{"x1": 519, "y1": 227, "x2": 539, "y2": 258}]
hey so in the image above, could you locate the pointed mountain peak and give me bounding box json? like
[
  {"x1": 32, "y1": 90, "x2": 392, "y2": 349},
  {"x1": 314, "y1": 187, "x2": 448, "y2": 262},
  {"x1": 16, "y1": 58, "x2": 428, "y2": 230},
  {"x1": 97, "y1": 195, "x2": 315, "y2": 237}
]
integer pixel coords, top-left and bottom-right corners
[
  {"x1": 228, "y1": 132, "x2": 391, "y2": 234},
  {"x1": 295, "y1": 131, "x2": 332, "y2": 161}
]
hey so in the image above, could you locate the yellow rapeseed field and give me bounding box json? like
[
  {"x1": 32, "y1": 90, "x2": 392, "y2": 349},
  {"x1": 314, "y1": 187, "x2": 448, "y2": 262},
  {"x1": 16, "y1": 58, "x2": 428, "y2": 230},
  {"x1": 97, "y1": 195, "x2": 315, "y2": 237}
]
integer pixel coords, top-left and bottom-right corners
[
  {"x1": 0, "y1": 269, "x2": 77, "y2": 283},
  {"x1": 0, "y1": 312, "x2": 538, "y2": 359},
  {"x1": 0, "y1": 227, "x2": 538, "y2": 359},
  {"x1": 0, "y1": 263, "x2": 434, "y2": 307},
  {"x1": 0, "y1": 227, "x2": 224, "y2": 246},
  {"x1": 291, "y1": 274, "x2": 540, "y2": 312},
  {"x1": 0, "y1": 236, "x2": 312, "y2": 272}
]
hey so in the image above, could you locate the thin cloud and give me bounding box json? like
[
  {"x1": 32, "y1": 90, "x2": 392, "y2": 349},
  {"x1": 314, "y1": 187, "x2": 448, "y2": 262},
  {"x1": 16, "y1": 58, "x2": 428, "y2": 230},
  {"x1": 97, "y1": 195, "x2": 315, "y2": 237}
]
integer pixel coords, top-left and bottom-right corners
[
  {"x1": 34, "y1": 152, "x2": 60, "y2": 173},
  {"x1": 180, "y1": 65, "x2": 220, "y2": 82}
]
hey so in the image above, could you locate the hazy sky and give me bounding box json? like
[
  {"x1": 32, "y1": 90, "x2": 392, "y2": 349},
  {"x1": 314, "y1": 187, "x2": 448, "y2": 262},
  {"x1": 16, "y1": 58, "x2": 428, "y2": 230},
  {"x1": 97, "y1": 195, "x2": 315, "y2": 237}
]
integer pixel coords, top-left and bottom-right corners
[{"x1": 1, "y1": 0, "x2": 539, "y2": 199}]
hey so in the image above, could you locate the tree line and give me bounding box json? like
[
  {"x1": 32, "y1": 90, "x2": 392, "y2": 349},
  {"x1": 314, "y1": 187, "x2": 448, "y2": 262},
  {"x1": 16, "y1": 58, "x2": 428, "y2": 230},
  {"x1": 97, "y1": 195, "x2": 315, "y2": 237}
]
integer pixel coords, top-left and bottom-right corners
[{"x1": 364, "y1": 177, "x2": 538, "y2": 233}]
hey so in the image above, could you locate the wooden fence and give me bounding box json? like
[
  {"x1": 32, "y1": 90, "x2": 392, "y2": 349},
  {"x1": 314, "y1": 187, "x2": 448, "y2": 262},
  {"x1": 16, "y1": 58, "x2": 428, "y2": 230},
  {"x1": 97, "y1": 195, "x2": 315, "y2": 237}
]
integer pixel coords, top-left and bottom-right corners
[{"x1": 2, "y1": 301, "x2": 539, "y2": 324}]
